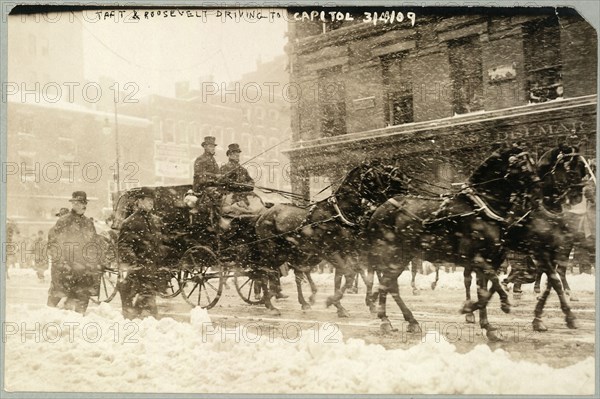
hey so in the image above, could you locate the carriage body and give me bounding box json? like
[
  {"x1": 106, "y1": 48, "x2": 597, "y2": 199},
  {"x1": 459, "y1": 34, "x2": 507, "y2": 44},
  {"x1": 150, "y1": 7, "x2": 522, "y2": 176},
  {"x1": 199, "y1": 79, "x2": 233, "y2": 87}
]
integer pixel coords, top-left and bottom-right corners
[{"x1": 109, "y1": 184, "x2": 274, "y2": 308}]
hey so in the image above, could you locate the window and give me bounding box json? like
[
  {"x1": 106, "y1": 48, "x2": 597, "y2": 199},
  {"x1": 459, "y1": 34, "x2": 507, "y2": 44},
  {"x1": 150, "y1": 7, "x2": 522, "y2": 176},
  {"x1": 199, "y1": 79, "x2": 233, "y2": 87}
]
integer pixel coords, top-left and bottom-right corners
[
  {"x1": 242, "y1": 133, "x2": 252, "y2": 155},
  {"x1": 152, "y1": 117, "x2": 161, "y2": 141},
  {"x1": 254, "y1": 107, "x2": 265, "y2": 123},
  {"x1": 318, "y1": 66, "x2": 346, "y2": 137},
  {"x1": 163, "y1": 119, "x2": 175, "y2": 143},
  {"x1": 382, "y1": 52, "x2": 413, "y2": 126},
  {"x1": 189, "y1": 122, "x2": 200, "y2": 146},
  {"x1": 448, "y1": 35, "x2": 483, "y2": 115},
  {"x1": 175, "y1": 121, "x2": 188, "y2": 144},
  {"x1": 18, "y1": 151, "x2": 36, "y2": 182},
  {"x1": 523, "y1": 17, "x2": 563, "y2": 103}
]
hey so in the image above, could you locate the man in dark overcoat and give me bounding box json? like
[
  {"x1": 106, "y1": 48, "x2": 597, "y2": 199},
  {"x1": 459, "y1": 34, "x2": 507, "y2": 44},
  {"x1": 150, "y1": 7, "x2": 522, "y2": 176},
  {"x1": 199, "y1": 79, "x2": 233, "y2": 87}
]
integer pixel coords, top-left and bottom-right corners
[
  {"x1": 117, "y1": 187, "x2": 163, "y2": 319},
  {"x1": 47, "y1": 192, "x2": 99, "y2": 313}
]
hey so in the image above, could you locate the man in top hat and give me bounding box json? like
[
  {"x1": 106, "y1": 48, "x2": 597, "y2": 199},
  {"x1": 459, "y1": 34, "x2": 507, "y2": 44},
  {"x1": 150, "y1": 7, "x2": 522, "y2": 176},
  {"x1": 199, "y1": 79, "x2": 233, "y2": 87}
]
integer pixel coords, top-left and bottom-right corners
[
  {"x1": 191, "y1": 136, "x2": 225, "y2": 234},
  {"x1": 193, "y1": 136, "x2": 222, "y2": 192},
  {"x1": 220, "y1": 143, "x2": 254, "y2": 192},
  {"x1": 117, "y1": 187, "x2": 163, "y2": 319},
  {"x1": 47, "y1": 191, "x2": 99, "y2": 313}
]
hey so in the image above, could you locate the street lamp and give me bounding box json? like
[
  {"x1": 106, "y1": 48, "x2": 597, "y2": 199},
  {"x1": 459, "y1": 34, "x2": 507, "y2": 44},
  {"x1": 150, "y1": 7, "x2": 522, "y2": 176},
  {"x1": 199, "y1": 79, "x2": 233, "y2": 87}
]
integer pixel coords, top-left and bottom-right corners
[{"x1": 102, "y1": 103, "x2": 121, "y2": 192}]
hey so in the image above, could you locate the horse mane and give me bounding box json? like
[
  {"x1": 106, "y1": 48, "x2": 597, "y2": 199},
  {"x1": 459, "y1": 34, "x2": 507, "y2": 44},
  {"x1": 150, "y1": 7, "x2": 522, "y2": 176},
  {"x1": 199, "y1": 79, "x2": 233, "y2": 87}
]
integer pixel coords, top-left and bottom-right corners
[
  {"x1": 537, "y1": 144, "x2": 579, "y2": 180},
  {"x1": 468, "y1": 146, "x2": 525, "y2": 186}
]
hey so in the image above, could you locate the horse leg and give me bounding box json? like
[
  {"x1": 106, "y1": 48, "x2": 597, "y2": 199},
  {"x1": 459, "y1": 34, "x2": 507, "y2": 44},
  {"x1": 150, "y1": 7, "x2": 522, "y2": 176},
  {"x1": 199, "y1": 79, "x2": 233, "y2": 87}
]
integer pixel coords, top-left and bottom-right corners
[
  {"x1": 262, "y1": 271, "x2": 280, "y2": 316},
  {"x1": 558, "y1": 264, "x2": 577, "y2": 301},
  {"x1": 305, "y1": 271, "x2": 318, "y2": 305},
  {"x1": 548, "y1": 265, "x2": 578, "y2": 329},
  {"x1": 535, "y1": 273, "x2": 543, "y2": 294},
  {"x1": 389, "y1": 277, "x2": 420, "y2": 333},
  {"x1": 463, "y1": 268, "x2": 476, "y2": 324},
  {"x1": 432, "y1": 264, "x2": 440, "y2": 290},
  {"x1": 377, "y1": 273, "x2": 396, "y2": 334},
  {"x1": 476, "y1": 274, "x2": 504, "y2": 342},
  {"x1": 295, "y1": 270, "x2": 311, "y2": 310},
  {"x1": 410, "y1": 260, "x2": 419, "y2": 295},
  {"x1": 326, "y1": 255, "x2": 350, "y2": 318},
  {"x1": 532, "y1": 273, "x2": 552, "y2": 332},
  {"x1": 363, "y1": 265, "x2": 378, "y2": 314}
]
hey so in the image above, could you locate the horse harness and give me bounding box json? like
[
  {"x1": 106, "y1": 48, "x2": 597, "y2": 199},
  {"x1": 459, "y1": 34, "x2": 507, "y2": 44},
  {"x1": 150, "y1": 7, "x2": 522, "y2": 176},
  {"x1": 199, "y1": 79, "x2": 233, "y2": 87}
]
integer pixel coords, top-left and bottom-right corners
[{"x1": 386, "y1": 188, "x2": 507, "y2": 226}]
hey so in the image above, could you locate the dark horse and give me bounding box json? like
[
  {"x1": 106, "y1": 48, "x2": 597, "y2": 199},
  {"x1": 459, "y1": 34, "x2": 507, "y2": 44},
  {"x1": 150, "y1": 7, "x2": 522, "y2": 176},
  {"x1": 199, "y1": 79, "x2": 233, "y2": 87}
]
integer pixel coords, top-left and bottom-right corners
[
  {"x1": 254, "y1": 160, "x2": 411, "y2": 316},
  {"x1": 367, "y1": 146, "x2": 539, "y2": 340},
  {"x1": 503, "y1": 144, "x2": 589, "y2": 332}
]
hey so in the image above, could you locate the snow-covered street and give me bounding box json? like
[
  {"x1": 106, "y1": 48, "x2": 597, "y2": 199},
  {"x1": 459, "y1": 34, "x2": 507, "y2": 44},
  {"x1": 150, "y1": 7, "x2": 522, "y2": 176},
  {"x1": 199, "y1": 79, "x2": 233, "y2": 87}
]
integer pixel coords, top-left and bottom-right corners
[{"x1": 4, "y1": 268, "x2": 596, "y2": 394}]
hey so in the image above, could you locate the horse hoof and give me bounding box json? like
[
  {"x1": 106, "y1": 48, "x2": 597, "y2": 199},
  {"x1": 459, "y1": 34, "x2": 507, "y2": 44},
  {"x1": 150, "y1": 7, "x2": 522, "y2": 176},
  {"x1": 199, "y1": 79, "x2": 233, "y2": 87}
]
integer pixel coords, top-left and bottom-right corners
[
  {"x1": 513, "y1": 292, "x2": 522, "y2": 300},
  {"x1": 566, "y1": 314, "x2": 578, "y2": 329},
  {"x1": 465, "y1": 313, "x2": 476, "y2": 324},
  {"x1": 533, "y1": 317, "x2": 548, "y2": 332},
  {"x1": 431, "y1": 282, "x2": 437, "y2": 290},
  {"x1": 268, "y1": 308, "x2": 281, "y2": 317},
  {"x1": 412, "y1": 289, "x2": 419, "y2": 296},
  {"x1": 407, "y1": 321, "x2": 421, "y2": 333},
  {"x1": 369, "y1": 305, "x2": 377, "y2": 315},
  {"x1": 325, "y1": 296, "x2": 335, "y2": 308},
  {"x1": 380, "y1": 321, "x2": 397, "y2": 334},
  {"x1": 309, "y1": 295, "x2": 317, "y2": 306},
  {"x1": 460, "y1": 300, "x2": 475, "y2": 314},
  {"x1": 337, "y1": 309, "x2": 350, "y2": 318},
  {"x1": 569, "y1": 295, "x2": 579, "y2": 302},
  {"x1": 301, "y1": 304, "x2": 311, "y2": 311},
  {"x1": 534, "y1": 286, "x2": 541, "y2": 294},
  {"x1": 486, "y1": 328, "x2": 504, "y2": 342},
  {"x1": 501, "y1": 301, "x2": 511, "y2": 314}
]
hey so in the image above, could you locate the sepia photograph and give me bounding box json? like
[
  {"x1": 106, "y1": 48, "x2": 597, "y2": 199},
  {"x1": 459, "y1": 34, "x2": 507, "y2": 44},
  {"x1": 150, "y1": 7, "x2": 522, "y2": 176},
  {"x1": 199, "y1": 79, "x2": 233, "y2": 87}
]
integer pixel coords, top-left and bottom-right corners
[{"x1": 2, "y1": 3, "x2": 598, "y2": 395}]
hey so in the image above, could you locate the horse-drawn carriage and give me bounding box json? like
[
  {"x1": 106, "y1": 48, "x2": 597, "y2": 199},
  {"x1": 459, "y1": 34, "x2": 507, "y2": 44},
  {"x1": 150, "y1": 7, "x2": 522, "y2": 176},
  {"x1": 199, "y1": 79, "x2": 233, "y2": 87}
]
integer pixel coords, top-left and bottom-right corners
[{"x1": 95, "y1": 184, "x2": 279, "y2": 309}]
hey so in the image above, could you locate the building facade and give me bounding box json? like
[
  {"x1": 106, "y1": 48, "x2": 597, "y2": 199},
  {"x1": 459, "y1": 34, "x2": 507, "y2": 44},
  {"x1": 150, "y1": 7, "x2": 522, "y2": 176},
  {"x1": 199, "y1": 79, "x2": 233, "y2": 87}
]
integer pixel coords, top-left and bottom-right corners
[
  {"x1": 285, "y1": 8, "x2": 597, "y2": 199},
  {"x1": 6, "y1": 14, "x2": 153, "y2": 234}
]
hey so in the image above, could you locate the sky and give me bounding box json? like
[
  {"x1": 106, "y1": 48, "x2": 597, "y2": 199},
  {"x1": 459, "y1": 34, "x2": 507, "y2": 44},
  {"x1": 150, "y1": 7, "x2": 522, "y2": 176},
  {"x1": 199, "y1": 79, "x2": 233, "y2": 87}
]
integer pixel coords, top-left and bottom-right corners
[{"x1": 80, "y1": 8, "x2": 288, "y2": 96}]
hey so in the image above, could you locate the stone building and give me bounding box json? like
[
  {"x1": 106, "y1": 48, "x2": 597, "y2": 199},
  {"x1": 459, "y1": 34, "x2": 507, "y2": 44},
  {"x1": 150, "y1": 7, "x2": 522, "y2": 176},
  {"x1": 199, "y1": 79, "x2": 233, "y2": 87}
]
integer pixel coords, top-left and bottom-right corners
[{"x1": 285, "y1": 8, "x2": 597, "y2": 199}]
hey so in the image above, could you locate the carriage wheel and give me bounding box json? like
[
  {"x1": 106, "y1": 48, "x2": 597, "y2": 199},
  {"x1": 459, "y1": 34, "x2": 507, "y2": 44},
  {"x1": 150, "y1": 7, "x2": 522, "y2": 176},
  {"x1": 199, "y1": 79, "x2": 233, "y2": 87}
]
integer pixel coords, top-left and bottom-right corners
[
  {"x1": 179, "y1": 246, "x2": 224, "y2": 309},
  {"x1": 234, "y1": 269, "x2": 264, "y2": 305},
  {"x1": 91, "y1": 265, "x2": 120, "y2": 304},
  {"x1": 157, "y1": 269, "x2": 182, "y2": 299}
]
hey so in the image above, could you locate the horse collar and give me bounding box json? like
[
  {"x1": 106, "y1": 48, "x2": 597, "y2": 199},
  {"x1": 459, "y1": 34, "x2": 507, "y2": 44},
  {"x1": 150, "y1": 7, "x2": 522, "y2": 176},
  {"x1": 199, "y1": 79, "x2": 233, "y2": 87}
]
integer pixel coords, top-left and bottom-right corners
[
  {"x1": 465, "y1": 192, "x2": 506, "y2": 222},
  {"x1": 328, "y1": 196, "x2": 357, "y2": 227}
]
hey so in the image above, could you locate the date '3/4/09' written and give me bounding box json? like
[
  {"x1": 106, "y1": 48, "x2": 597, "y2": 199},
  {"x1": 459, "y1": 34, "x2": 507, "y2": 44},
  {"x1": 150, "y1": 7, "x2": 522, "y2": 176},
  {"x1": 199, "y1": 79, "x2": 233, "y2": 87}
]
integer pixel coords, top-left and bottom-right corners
[{"x1": 293, "y1": 11, "x2": 416, "y2": 26}]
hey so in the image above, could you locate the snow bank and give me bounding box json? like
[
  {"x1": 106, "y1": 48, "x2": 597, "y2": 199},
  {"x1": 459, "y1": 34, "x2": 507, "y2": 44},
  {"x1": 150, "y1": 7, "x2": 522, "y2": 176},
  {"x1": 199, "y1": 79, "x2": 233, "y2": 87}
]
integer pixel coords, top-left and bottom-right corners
[{"x1": 4, "y1": 304, "x2": 594, "y2": 394}]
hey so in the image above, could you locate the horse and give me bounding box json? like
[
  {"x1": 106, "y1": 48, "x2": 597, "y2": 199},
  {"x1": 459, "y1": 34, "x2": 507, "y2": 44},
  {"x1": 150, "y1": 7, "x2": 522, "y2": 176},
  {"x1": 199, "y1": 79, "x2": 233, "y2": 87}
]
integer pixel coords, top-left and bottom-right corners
[
  {"x1": 366, "y1": 146, "x2": 539, "y2": 340},
  {"x1": 254, "y1": 160, "x2": 412, "y2": 316},
  {"x1": 506, "y1": 177, "x2": 595, "y2": 301},
  {"x1": 503, "y1": 144, "x2": 589, "y2": 332}
]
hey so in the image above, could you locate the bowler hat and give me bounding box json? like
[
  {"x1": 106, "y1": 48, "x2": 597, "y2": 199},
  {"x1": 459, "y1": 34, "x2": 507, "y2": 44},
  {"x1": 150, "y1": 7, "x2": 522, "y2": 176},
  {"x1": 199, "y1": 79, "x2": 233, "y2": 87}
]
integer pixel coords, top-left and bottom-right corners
[
  {"x1": 226, "y1": 143, "x2": 242, "y2": 155},
  {"x1": 202, "y1": 136, "x2": 217, "y2": 147},
  {"x1": 69, "y1": 191, "x2": 88, "y2": 204},
  {"x1": 55, "y1": 207, "x2": 69, "y2": 217},
  {"x1": 129, "y1": 186, "x2": 154, "y2": 200}
]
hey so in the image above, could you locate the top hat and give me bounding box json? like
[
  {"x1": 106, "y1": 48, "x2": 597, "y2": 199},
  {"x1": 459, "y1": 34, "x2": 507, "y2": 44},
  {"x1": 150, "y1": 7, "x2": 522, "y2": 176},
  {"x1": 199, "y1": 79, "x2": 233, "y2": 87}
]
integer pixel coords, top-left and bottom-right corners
[
  {"x1": 202, "y1": 136, "x2": 217, "y2": 147},
  {"x1": 69, "y1": 191, "x2": 88, "y2": 204},
  {"x1": 55, "y1": 207, "x2": 70, "y2": 217},
  {"x1": 226, "y1": 143, "x2": 242, "y2": 155},
  {"x1": 129, "y1": 186, "x2": 154, "y2": 200}
]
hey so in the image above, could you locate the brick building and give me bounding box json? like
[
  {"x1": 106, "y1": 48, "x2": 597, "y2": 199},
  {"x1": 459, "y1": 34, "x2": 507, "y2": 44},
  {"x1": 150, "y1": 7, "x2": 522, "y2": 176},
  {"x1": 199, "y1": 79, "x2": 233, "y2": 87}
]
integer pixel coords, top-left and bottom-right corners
[
  {"x1": 285, "y1": 8, "x2": 597, "y2": 199},
  {"x1": 6, "y1": 15, "x2": 153, "y2": 234}
]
